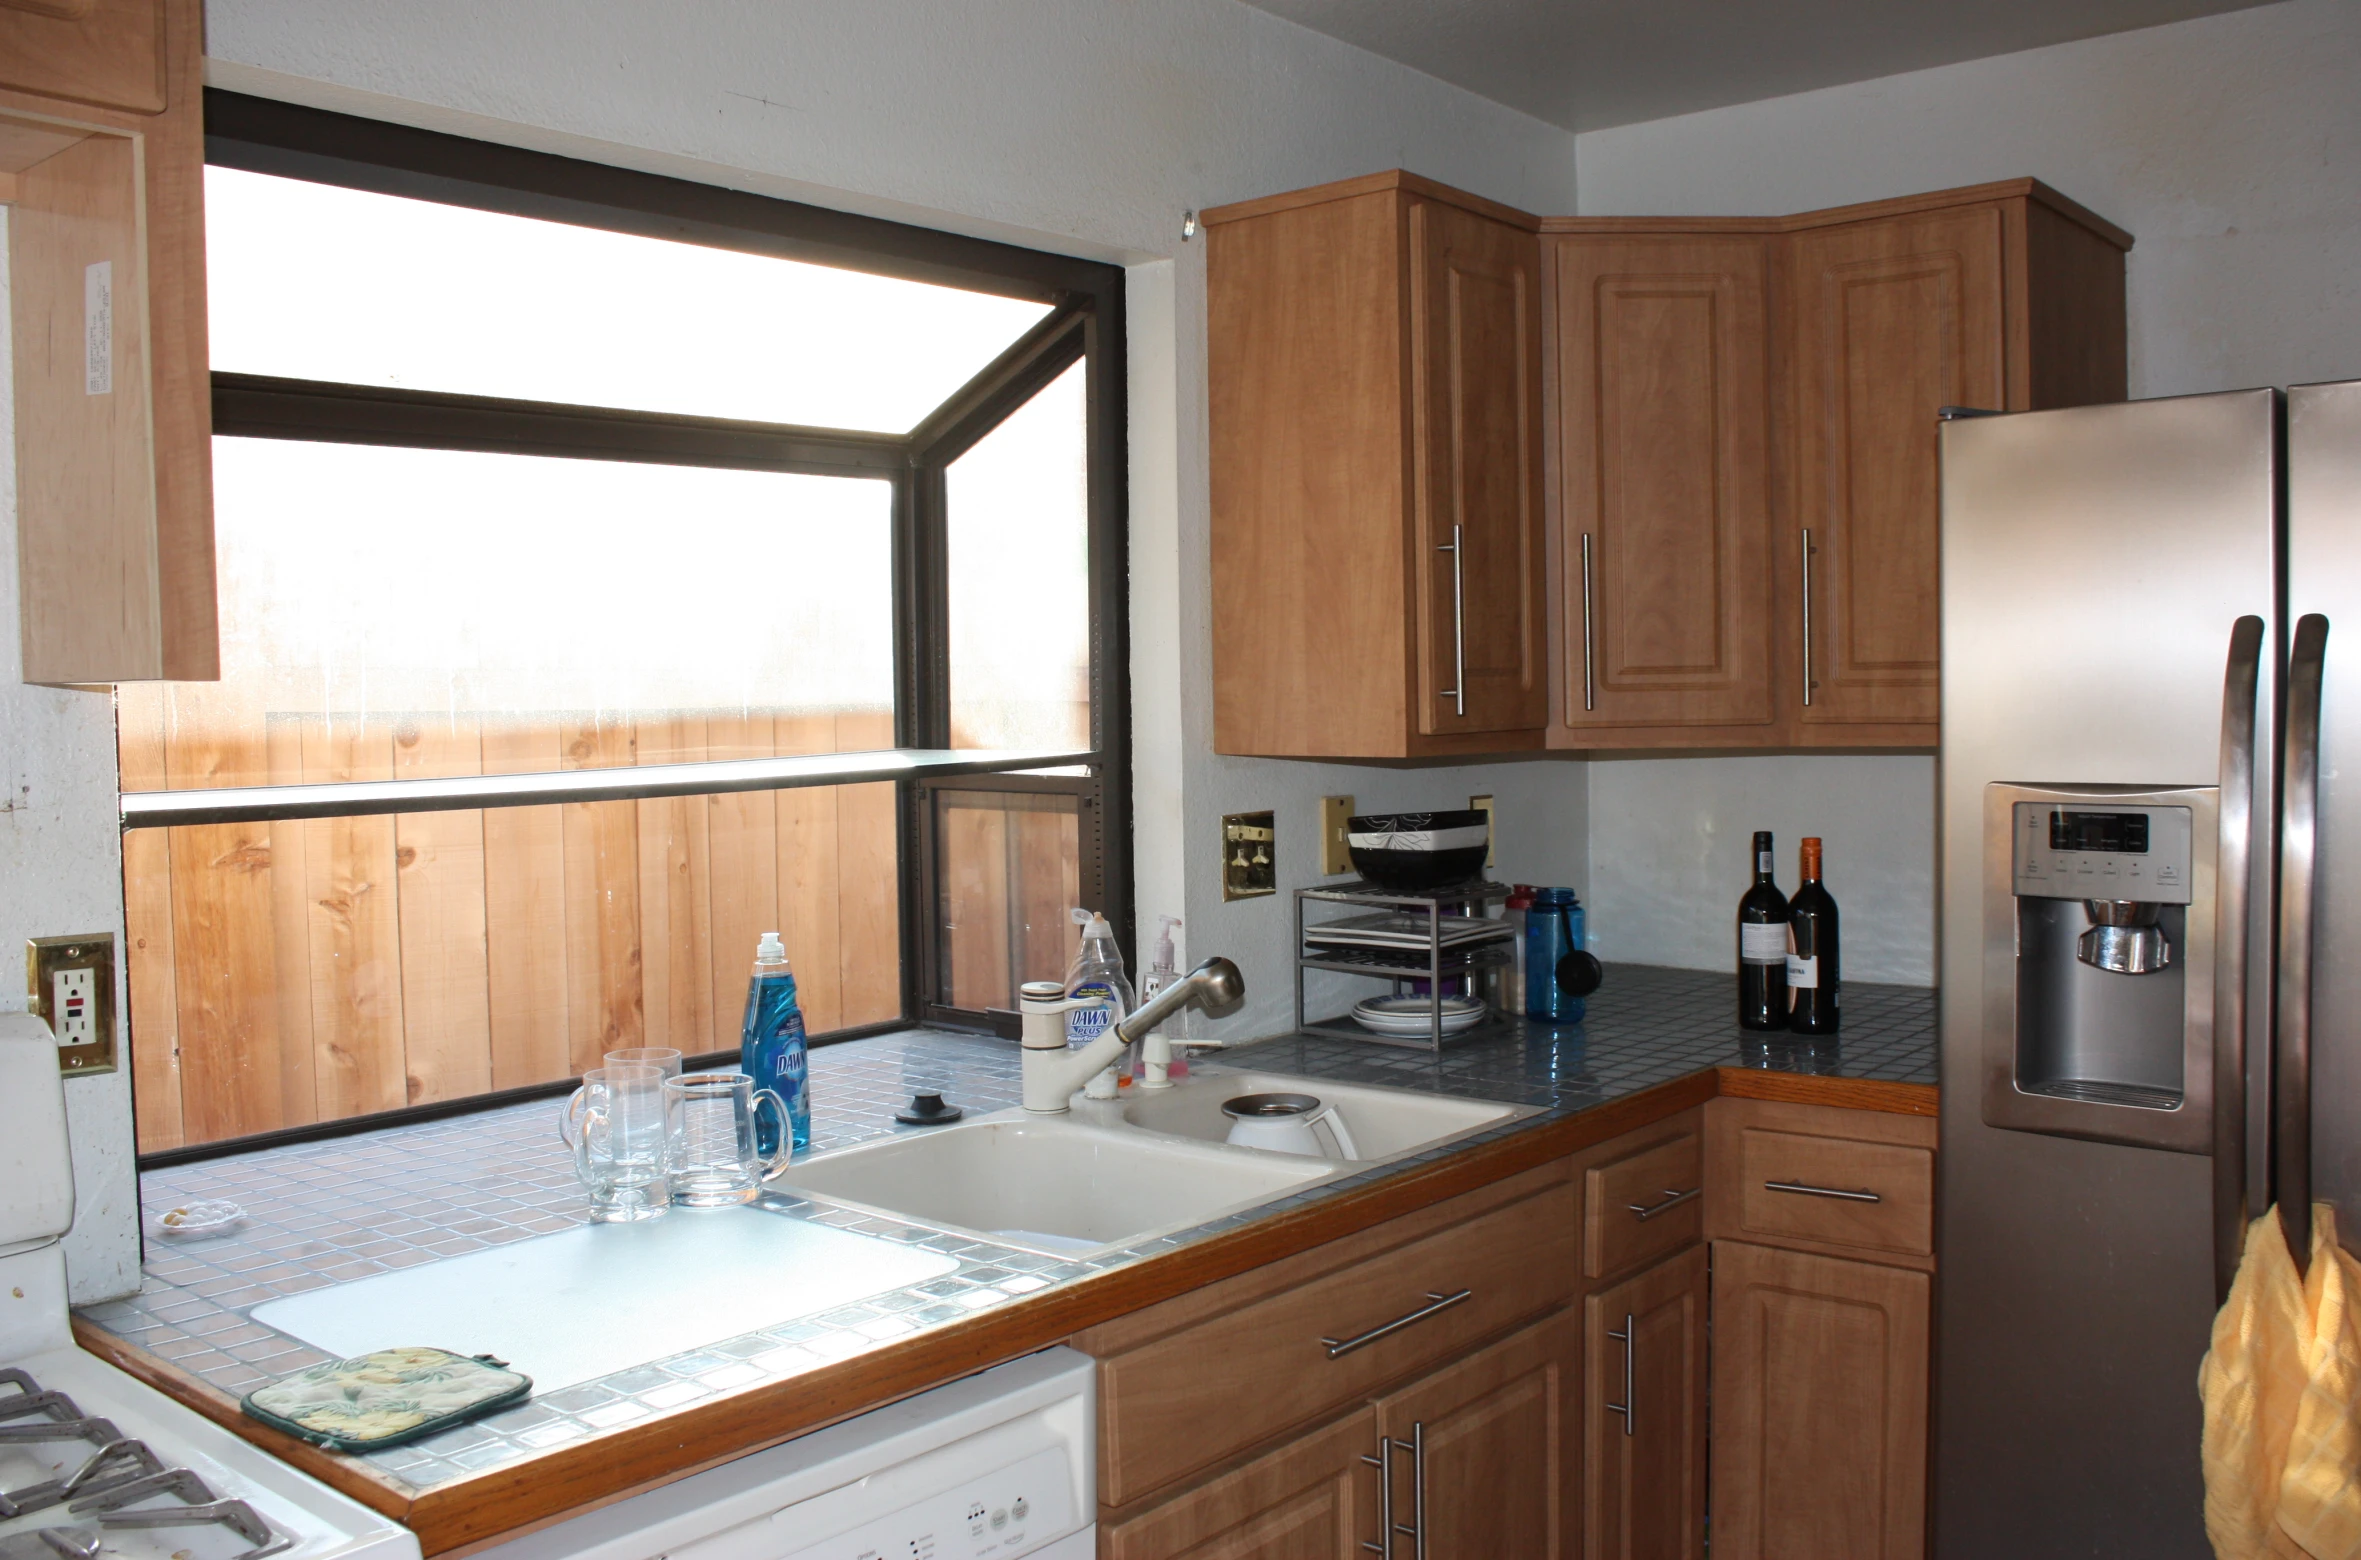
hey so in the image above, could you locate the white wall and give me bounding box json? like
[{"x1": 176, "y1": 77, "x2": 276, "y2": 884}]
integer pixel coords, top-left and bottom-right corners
[
  {"x1": 1573, "y1": 0, "x2": 2361, "y2": 986},
  {"x1": 0, "y1": 217, "x2": 142, "y2": 1302}
]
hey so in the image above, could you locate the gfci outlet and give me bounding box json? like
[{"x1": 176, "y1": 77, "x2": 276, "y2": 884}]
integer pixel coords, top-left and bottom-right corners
[{"x1": 28, "y1": 933, "x2": 115, "y2": 1076}]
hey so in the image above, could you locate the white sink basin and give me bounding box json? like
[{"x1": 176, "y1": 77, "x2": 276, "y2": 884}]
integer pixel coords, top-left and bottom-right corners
[
  {"x1": 1115, "y1": 1070, "x2": 1535, "y2": 1163},
  {"x1": 774, "y1": 1114, "x2": 1339, "y2": 1259}
]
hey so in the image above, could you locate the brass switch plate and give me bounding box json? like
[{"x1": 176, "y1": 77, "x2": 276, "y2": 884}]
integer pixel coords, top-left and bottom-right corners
[
  {"x1": 1320, "y1": 795, "x2": 1356, "y2": 876},
  {"x1": 28, "y1": 933, "x2": 116, "y2": 1076},
  {"x1": 1223, "y1": 811, "x2": 1277, "y2": 900}
]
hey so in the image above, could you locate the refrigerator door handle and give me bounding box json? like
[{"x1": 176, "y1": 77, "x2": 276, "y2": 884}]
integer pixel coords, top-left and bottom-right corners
[
  {"x1": 2214, "y1": 614, "x2": 2267, "y2": 1303},
  {"x1": 2277, "y1": 612, "x2": 2330, "y2": 1274}
]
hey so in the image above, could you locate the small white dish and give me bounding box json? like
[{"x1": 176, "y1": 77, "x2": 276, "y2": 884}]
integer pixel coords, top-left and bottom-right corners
[
  {"x1": 1351, "y1": 996, "x2": 1487, "y2": 1037},
  {"x1": 148, "y1": 1198, "x2": 246, "y2": 1239}
]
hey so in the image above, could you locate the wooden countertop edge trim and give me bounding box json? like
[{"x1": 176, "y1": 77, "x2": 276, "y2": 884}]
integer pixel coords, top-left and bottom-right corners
[
  {"x1": 1538, "y1": 177, "x2": 2132, "y2": 250},
  {"x1": 1714, "y1": 1068, "x2": 1939, "y2": 1116},
  {"x1": 1201, "y1": 168, "x2": 1542, "y2": 232},
  {"x1": 78, "y1": 1065, "x2": 1928, "y2": 1553}
]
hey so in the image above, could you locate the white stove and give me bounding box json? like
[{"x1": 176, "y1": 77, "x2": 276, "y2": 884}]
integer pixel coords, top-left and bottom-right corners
[{"x1": 0, "y1": 1018, "x2": 416, "y2": 1560}]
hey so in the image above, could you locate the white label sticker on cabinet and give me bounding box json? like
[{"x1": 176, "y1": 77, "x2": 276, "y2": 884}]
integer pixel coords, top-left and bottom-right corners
[{"x1": 84, "y1": 261, "x2": 113, "y2": 396}]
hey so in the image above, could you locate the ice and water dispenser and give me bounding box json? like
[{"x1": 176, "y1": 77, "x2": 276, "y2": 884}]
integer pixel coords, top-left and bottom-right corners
[{"x1": 1982, "y1": 783, "x2": 2218, "y2": 1153}]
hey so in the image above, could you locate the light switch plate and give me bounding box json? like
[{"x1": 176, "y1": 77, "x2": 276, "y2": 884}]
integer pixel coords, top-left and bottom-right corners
[
  {"x1": 1469, "y1": 794, "x2": 1495, "y2": 866},
  {"x1": 1320, "y1": 795, "x2": 1356, "y2": 876},
  {"x1": 1223, "y1": 811, "x2": 1276, "y2": 900},
  {"x1": 28, "y1": 933, "x2": 115, "y2": 1076}
]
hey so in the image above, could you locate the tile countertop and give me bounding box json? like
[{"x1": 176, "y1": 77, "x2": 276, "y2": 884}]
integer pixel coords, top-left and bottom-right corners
[{"x1": 75, "y1": 962, "x2": 1934, "y2": 1541}]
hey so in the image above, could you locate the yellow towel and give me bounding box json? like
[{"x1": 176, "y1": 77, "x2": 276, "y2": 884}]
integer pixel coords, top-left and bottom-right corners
[{"x1": 2199, "y1": 1205, "x2": 2361, "y2": 1560}]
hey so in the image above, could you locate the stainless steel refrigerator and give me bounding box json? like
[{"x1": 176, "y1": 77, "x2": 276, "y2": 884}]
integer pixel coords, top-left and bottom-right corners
[{"x1": 1936, "y1": 382, "x2": 2361, "y2": 1558}]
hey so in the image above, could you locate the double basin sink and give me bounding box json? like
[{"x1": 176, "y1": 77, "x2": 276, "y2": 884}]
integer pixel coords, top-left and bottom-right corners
[{"x1": 773, "y1": 1069, "x2": 1537, "y2": 1259}]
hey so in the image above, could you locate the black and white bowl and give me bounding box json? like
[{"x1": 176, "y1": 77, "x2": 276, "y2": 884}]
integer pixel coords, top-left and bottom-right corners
[{"x1": 1346, "y1": 809, "x2": 1491, "y2": 890}]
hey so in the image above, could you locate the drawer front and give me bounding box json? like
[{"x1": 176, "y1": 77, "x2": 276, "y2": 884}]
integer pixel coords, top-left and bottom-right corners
[
  {"x1": 1585, "y1": 1129, "x2": 1703, "y2": 1278},
  {"x1": 1737, "y1": 1129, "x2": 1933, "y2": 1257},
  {"x1": 1097, "y1": 1181, "x2": 1579, "y2": 1506}
]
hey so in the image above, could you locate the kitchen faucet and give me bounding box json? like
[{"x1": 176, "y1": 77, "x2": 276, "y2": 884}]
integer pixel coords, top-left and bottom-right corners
[{"x1": 1017, "y1": 957, "x2": 1244, "y2": 1113}]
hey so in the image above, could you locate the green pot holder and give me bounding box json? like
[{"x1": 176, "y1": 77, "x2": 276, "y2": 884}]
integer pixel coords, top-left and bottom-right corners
[{"x1": 241, "y1": 1345, "x2": 533, "y2": 1452}]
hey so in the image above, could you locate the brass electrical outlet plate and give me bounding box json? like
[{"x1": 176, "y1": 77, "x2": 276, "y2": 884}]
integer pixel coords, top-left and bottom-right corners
[
  {"x1": 1469, "y1": 794, "x2": 1496, "y2": 867},
  {"x1": 1320, "y1": 795, "x2": 1356, "y2": 876},
  {"x1": 1223, "y1": 811, "x2": 1277, "y2": 900},
  {"x1": 28, "y1": 933, "x2": 116, "y2": 1076}
]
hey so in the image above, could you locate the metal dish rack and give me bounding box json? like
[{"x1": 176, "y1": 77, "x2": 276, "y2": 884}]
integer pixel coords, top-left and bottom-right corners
[{"x1": 1294, "y1": 878, "x2": 1516, "y2": 1052}]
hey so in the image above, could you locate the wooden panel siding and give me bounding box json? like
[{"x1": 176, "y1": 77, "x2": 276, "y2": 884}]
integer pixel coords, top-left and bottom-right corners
[{"x1": 119, "y1": 705, "x2": 904, "y2": 1150}]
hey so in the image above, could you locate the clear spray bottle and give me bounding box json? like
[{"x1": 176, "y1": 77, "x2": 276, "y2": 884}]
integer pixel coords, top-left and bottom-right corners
[{"x1": 1134, "y1": 916, "x2": 1186, "y2": 1079}]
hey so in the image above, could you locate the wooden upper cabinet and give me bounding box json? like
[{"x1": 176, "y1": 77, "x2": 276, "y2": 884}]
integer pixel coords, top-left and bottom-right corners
[
  {"x1": 1541, "y1": 179, "x2": 2129, "y2": 751},
  {"x1": 1550, "y1": 235, "x2": 1774, "y2": 734},
  {"x1": 1411, "y1": 198, "x2": 1546, "y2": 738},
  {"x1": 3, "y1": 0, "x2": 215, "y2": 684},
  {"x1": 1207, "y1": 171, "x2": 1545, "y2": 759},
  {"x1": 1790, "y1": 206, "x2": 2003, "y2": 729},
  {"x1": 0, "y1": 0, "x2": 166, "y2": 116}
]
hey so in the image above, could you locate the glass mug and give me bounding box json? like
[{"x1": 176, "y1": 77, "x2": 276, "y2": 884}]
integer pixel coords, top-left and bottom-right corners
[
  {"x1": 665, "y1": 1071, "x2": 791, "y2": 1207},
  {"x1": 572, "y1": 1063, "x2": 673, "y2": 1222},
  {"x1": 559, "y1": 1048, "x2": 683, "y2": 1147}
]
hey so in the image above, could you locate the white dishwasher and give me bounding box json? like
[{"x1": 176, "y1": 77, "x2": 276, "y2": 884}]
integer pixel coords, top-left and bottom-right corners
[{"x1": 476, "y1": 1347, "x2": 1095, "y2": 1560}]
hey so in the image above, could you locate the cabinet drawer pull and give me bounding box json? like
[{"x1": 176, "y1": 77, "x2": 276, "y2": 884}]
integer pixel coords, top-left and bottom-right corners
[
  {"x1": 1627, "y1": 1185, "x2": 1700, "y2": 1222},
  {"x1": 1360, "y1": 1436, "x2": 1395, "y2": 1557},
  {"x1": 1606, "y1": 1312, "x2": 1635, "y2": 1437},
  {"x1": 1321, "y1": 1289, "x2": 1473, "y2": 1359},
  {"x1": 1764, "y1": 1178, "x2": 1881, "y2": 1203}
]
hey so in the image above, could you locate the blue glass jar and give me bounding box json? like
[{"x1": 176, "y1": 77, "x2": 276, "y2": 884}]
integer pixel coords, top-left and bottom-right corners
[{"x1": 1525, "y1": 888, "x2": 1587, "y2": 1022}]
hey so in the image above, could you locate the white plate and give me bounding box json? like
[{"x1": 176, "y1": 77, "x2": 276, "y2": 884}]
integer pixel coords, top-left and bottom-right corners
[{"x1": 1350, "y1": 998, "x2": 1487, "y2": 1037}]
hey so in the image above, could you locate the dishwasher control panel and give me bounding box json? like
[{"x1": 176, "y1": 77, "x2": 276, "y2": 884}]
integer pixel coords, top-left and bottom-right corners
[{"x1": 777, "y1": 1445, "x2": 1076, "y2": 1560}]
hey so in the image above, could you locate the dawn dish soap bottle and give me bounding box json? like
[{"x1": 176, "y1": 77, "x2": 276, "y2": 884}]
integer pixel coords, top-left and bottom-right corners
[
  {"x1": 739, "y1": 932, "x2": 811, "y2": 1155},
  {"x1": 1064, "y1": 908, "x2": 1135, "y2": 1099}
]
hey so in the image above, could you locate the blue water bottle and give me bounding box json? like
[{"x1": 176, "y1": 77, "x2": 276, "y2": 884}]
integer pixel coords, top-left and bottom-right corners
[
  {"x1": 739, "y1": 932, "x2": 812, "y2": 1155},
  {"x1": 1525, "y1": 888, "x2": 1588, "y2": 1022}
]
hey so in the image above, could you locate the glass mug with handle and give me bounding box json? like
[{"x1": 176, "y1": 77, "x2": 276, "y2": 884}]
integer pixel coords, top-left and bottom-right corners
[
  {"x1": 665, "y1": 1071, "x2": 791, "y2": 1206},
  {"x1": 559, "y1": 1048, "x2": 683, "y2": 1147},
  {"x1": 572, "y1": 1063, "x2": 672, "y2": 1222}
]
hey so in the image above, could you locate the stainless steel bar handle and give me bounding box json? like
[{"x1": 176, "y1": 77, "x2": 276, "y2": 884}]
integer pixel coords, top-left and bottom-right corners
[
  {"x1": 1410, "y1": 1420, "x2": 1427, "y2": 1560},
  {"x1": 1580, "y1": 532, "x2": 1597, "y2": 712},
  {"x1": 1437, "y1": 525, "x2": 1466, "y2": 716},
  {"x1": 2214, "y1": 614, "x2": 2266, "y2": 1303},
  {"x1": 1628, "y1": 1185, "x2": 1701, "y2": 1222},
  {"x1": 1800, "y1": 528, "x2": 1816, "y2": 706},
  {"x1": 1764, "y1": 1179, "x2": 1880, "y2": 1203},
  {"x1": 1360, "y1": 1435, "x2": 1393, "y2": 1558},
  {"x1": 1606, "y1": 1313, "x2": 1635, "y2": 1436},
  {"x1": 2278, "y1": 613, "x2": 2329, "y2": 1272},
  {"x1": 1321, "y1": 1289, "x2": 1473, "y2": 1359}
]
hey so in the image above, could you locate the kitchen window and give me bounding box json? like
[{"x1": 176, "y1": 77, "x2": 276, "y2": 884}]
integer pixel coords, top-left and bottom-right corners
[{"x1": 120, "y1": 93, "x2": 1128, "y2": 1156}]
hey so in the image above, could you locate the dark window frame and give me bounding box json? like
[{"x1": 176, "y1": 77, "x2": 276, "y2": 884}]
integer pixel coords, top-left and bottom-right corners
[{"x1": 136, "y1": 91, "x2": 1129, "y2": 1162}]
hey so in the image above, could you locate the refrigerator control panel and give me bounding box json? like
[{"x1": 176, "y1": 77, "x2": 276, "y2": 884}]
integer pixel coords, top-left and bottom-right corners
[{"x1": 2011, "y1": 801, "x2": 2193, "y2": 903}]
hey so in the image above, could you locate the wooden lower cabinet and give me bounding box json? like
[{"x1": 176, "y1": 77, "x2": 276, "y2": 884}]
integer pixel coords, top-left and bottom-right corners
[
  {"x1": 1098, "y1": 1406, "x2": 1376, "y2": 1560},
  {"x1": 1709, "y1": 1240, "x2": 1931, "y2": 1560},
  {"x1": 1582, "y1": 1245, "x2": 1708, "y2": 1560},
  {"x1": 1373, "y1": 1311, "x2": 1581, "y2": 1559}
]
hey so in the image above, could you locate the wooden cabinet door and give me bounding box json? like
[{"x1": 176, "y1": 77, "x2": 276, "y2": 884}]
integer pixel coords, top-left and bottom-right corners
[
  {"x1": 0, "y1": 0, "x2": 167, "y2": 114},
  {"x1": 1410, "y1": 196, "x2": 1547, "y2": 738},
  {"x1": 1553, "y1": 235, "x2": 1775, "y2": 732},
  {"x1": 1583, "y1": 1244, "x2": 1707, "y2": 1560},
  {"x1": 1710, "y1": 1240, "x2": 1931, "y2": 1560},
  {"x1": 1101, "y1": 1406, "x2": 1378, "y2": 1560},
  {"x1": 1372, "y1": 1310, "x2": 1580, "y2": 1559},
  {"x1": 1789, "y1": 205, "x2": 2003, "y2": 729}
]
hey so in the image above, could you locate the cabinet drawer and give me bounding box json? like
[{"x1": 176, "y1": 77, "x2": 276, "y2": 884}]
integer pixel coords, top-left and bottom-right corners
[
  {"x1": 1584, "y1": 1129, "x2": 1702, "y2": 1278},
  {"x1": 1095, "y1": 1180, "x2": 1579, "y2": 1506},
  {"x1": 1736, "y1": 1129, "x2": 1933, "y2": 1257}
]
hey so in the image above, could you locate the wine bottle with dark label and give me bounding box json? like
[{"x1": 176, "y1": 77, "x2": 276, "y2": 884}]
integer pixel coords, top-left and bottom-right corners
[
  {"x1": 1787, "y1": 836, "x2": 1840, "y2": 1034},
  {"x1": 1737, "y1": 830, "x2": 1790, "y2": 1030}
]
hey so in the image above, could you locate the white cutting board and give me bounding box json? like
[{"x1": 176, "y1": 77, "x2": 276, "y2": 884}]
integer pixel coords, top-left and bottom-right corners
[{"x1": 251, "y1": 1205, "x2": 959, "y2": 1392}]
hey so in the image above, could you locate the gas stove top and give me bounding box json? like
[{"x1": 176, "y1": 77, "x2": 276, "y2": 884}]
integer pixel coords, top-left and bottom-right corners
[{"x1": 0, "y1": 1349, "x2": 413, "y2": 1560}]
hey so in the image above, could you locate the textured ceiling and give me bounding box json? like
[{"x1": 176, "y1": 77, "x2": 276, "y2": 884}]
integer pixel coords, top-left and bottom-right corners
[{"x1": 1243, "y1": 0, "x2": 2276, "y2": 131}]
